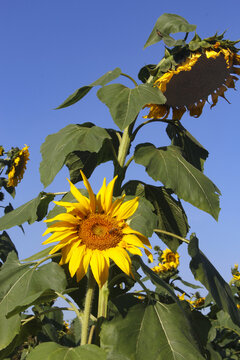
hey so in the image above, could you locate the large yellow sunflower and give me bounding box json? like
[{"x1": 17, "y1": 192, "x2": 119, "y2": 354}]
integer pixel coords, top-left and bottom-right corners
[
  {"x1": 43, "y1": 171, "x2": 151, "y2": 287},
  {"x1": 7, "y1": 145, "x2": 30, "y2": 187},
  {"x1": 144, "y1": 39, "x2": 240, "y2": 120}
]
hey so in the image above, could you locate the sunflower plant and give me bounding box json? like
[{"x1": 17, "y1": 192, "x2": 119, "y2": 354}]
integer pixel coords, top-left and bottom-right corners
[{"x1": 0, "y1": 13, "x2": 240, "y2": 360}]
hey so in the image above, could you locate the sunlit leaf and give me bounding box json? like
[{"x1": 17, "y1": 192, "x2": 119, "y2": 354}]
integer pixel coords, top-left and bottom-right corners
[
  {"x1": 97, "y1": 83, "x2": 166, "y2": 130},
  {"x1": 0, "y1": 193, "x2": 54, "y2": 231},
  {"x1": 144, "y1": 13, "x2": 196, "y2": 48},
  {"x1": 0, "y1": 253, "x2": 67, "y2": 350},
  {"x1": 26, "y1": 343, "x2": 106, "y2": 360},
  {"x1": 40, "y1": 123, "x2": 111, "y2": 187},
  {"x1": 188, "y1": 236, "x2": 240, "y2": 327},
  {"x1": 134, "y1": 144, "x2": 221, "y2": 220},
  {"x1": 100, "y1": 302, "x2": 205, "y2": 360},
  {"x1": 56, "y1": 67, "x2": 121, "y2": 109}
]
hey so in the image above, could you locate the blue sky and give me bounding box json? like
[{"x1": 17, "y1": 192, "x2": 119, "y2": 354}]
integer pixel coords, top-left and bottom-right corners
[{"x1": 1, "y1": 0, "x2": 240, "y2": 288}]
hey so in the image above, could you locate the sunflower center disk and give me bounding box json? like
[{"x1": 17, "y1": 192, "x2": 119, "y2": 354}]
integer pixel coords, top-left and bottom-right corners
[
  {"x1": 79, "y1": 213, "x2": 123, "y2": 250},
  {"x1": 164, "y1": 53, "x2": 231, "y2": 107}
]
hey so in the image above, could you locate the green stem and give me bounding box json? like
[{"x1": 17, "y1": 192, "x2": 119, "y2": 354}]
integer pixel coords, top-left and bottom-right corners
[
  {"x1": 154, "y1": 229, "x2": 190, "y2": 244},
  {"x1": 55, "y1": 291, "x2": 84, "y2": 325},
  {"x1": 97, "y1": 281, "x2": 109, "y2": 319},
  {"x1": 81, "y1": 269, "x2": 96, "y2": 345},
  {"x1": 120, "y1": 73, "x2": 138, "y2": 87}
]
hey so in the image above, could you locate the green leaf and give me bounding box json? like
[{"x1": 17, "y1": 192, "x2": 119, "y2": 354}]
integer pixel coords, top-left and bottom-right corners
[
  {"x1": 166, "y1": 124, "x2": 209, "y2": 172},
  {"x1": 0, "y1": 231, "x2": 18, "y2": 263},
  {"x1": 22, "y1": 245, "x2": 55, "y2": 262},
  {"x1": 100, "y1": 302, "x2": 205, "y2": 360},
  {"x1": 0, "y1": 194, "x2": 41, "y2": 231},
  {"x1": 144, "y1": 13, "x2": 196, "y2": 49},
  {"x1": 40, "y1": 123, "x2": 111, "y2": 187},
  {"x1": 56, "y1": 68, "x2": 121, "y2": 109},
  {"x1": 134, "y1": 144, "x2": 221, "y2": 220},
  {"x1": 0, "y1": 193, "x2": 54, "y2": 231},
  {"x1": 124, "y1": 180, "x2": 189, "y2": 251},
  {"x1": 26, "y1": 343, "x2": 106, "y2": 360},
  {"x1": 65, "y1": 129, "x2": 120, "y2": 184},
  {"x1": 97, "y1": 83, "x2": 166, "y2": 130},
  {"x1": 127, "y1": 196, "x2": 158, "y2": 238},
  {"x1": 0, "y1": 253, "x2": 67, "y2": 350},
  {"x1": 215, "y1": 310, "x2": 240, "y2": 334},
  {"x1": 188, "y1": 236, "x2": 240, "y2": 327}
]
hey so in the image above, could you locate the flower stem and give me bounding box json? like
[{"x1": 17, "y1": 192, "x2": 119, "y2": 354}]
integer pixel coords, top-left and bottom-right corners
[
  {"x1": 153, "y1": 229, "x2": 190, "y2": 244},
  {"x1": 81, "y1": 269, "x2": 96, "y2": 345},
  {"x1": 97, "y1": 281, "x2": 109, "y2": 319}
]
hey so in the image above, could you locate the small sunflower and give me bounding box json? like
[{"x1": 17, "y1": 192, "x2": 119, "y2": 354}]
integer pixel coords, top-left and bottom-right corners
[
  {"x1": 7, "y1": 145, "x2": 29, "y2": 187},
  {"x1": 0, "y1": 146, "x2": 4, "y2": 156},
  {"x1": 143, "y1": 35, "x2": 240, "y2": 120},
  {"x1": 161, "y1": 248, "x2": 180, "y2": 269},
  {"x1": 43, "y1": 171, "x2": 151, "y2": 288},
  {"x1": 189, "y1": 297, "x2": 205, "y2": 308},
  {"x1": 152, "y1": 262, "x2": 171, "y2": 274}
]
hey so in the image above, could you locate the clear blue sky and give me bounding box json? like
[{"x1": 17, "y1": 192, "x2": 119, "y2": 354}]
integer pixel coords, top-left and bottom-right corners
[{"x1": 1, "y1": 0, "x2": 239, "y2": 288}]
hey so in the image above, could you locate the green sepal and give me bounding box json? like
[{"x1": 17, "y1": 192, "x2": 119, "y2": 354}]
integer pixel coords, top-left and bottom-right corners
[
  {"x1": 134, "y1": 143, "x2": 221, "y2": 220},
  {"x1": 56, "y1": 68, "x2": 121, "y2": 109},
  {"x1": 97, "y1": 83, "x2": 166, "y2": 130},
  {"x1": 144, "y1": 13, "x2": 196, "y2": 49},
  {"x1": 188, "y1": 235, "x2": 240, "y2": 327}
]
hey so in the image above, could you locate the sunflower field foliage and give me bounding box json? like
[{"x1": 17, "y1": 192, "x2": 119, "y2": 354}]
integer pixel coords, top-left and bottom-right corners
[{"x1": 0, "y1": 13, "x2": 240, "y2": 360}]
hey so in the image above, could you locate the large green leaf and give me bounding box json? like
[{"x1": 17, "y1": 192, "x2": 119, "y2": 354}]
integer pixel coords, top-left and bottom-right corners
[
  {"x1": 134, "y1": 143, "x2": 221, "y2": 220},
  {"x1": 0, "y1": 193, "x2": 54, "y2": 231},
  {"x1": 100, "y1": 302, "x2": 205, "y2": 360},
  {"x1": 26, "y1": 343, "x2": 106, "y2": 360},
  {"x1": 166, "y1": 123, "x2": 209, "y2": 172},
  {"x1": 127, "y1": 196, "x2": 158, "y2": 238},
  {"x1": 188, "y1": 236, "x2": 240, "y2": 327},
  {"x1": 56, "y1": 67, "x2": 121, "y2": 109},
  {"x1": 144, "y1": 13, "x2": 196, "y2": 48},
  {"x1": 0, "y1": 253, "x2": 67, "y2": 350},
  {"x1": 65, "y1": 129, "x2": 120, "y2": 184},
  {"x1": 97, "y1": 83, "x2": 166, "y2": 130},
  {"x1": 124, "y1": 180, "x2": 189, "y2": 251},
  {"x1": 40, "y1": 123, "x2": 111, "y2": 187}
]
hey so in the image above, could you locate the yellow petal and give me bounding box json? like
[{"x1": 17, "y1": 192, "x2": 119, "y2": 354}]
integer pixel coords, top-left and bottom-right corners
[
  {"x1": 42, "y1": 222, "x2": 76, "y2": 236},
  {"x1": 106, "y1": 247, "x2": 131, "y2": 276},
  {"x1": 43, "y1": 231, "x2": 77, "y2": 245},
  {"x1": 76, "y1": 260, "x2": 87, "y2": 282},
  {"x1": 122, "y1": 234, "x2": 144, "y2": 248},
  {"x1": 90, "y1": 250, "x2": 109, "y2": 287},
  {"x1": 80, "y1": 171, "x2": 96, "y2": 212},
  {"x1": 109, "y1": 195, "x2": 125, "y2": 216},
  {"x1": 48, "y1": 236, "x2": 79, "y2": 253},
  {"x1": 96, "y1": 178, "x2": 106, "y2": 212},
  {"x1": 44, "y1": 213, "x2": 79, "y2": 224},
  {"x1": 144, "y1": 248, "x2": 153, "y2": 263},
  {"x1": 69, "y1": 245, "x2": 86, "y2": 277},
  {"x1": 83, "y1": 248, "x2": 92, "y2": 273},
  {"x1": 172, "y1": 107, "x2": 186, "y2": 120},
  {"x1": 67, "y1": 178, "x2": 90, "y2": 209},
  {"x1": 115, "y1": 197, "x2": 139, "y2": 220},
  {"x1": 122, "y1": 243, "x2": 142, "y2": 257},
  {"x1": 122, "y1": 226, "x2": 151, "y2": 247},
  {"x1": 104, "y1": 176, "x2": 118, "y2": 213}
]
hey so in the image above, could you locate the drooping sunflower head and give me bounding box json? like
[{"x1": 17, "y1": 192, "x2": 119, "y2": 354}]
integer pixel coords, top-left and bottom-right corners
[
  {"x1": 7, "y1": 145, "x2": 30, "y2": 187},
  {"x1": 43, "y1": 171, "x2": 151, "y2": 288},
  {"x1": 141, "y1": 33, "x2": 240, "y2": 120}
]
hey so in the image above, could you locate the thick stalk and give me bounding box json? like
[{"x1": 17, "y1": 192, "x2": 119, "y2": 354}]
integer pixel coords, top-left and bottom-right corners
[
  {"x1": 81, "y1": 269, "x2": 96, "y2": 345},
  {"x1": 97, "y1": 281, "x2": 109, "y2": 319}
]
